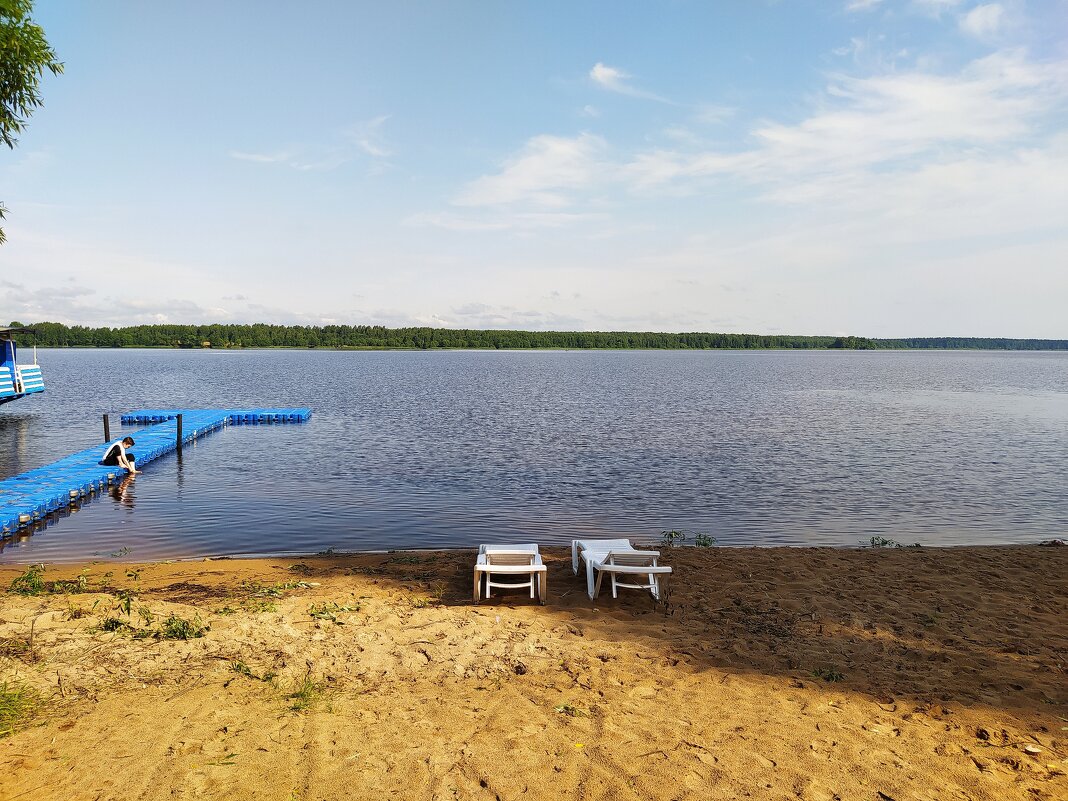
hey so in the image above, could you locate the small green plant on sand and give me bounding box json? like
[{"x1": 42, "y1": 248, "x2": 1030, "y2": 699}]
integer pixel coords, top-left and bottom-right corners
[
  {"x1": 9, "y1": 564, "x2": 45, "y2": 595},
  {"x1": 308, "y1": 602, "x2": 358, "y2": 624},
  {"x1": 0, "y1": 637, "x2": 34, "y2": 660},
  {"x1": 553, "y1": 703, "x2": 585, "y2": 718},
  {"x1": 98, "y1": 616, "x2": 132, "y2": 634},
  {"x1": 693, "y1": 533, "x2": 716, "y2": 547},
  {"x1": 157, "y1": 614, "x2": 207, "y2": 640},
  {"x1": 114, "y1": 589, "x2": 134, "y2": 617},
  {"x1": 659, "y1": 530, "x2": 686, "y2": 548},
  {"x1": 231, "y1": 660, "x2": 254, "y2": 678},
  {"x1": 0, "y1": 681, "x2": 40, "y2": 738},
  {"x1": 863, "y1": 536, "x2": 902, "y2": 548},
  {"x1": 51, "y1": 570, "x2": 90, "y2": 594},
  {"x1": 812, "y1": 667, "x2": 846, "y2": 683},
  {"x1": 230, "y1": 661, "x2": 275, "y2": 682},
  {"x1": 287, "y1": 675, "x2": 327, "y2": 712}
]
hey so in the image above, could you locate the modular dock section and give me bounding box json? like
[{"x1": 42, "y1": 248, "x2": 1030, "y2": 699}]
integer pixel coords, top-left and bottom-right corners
[{"x1": 0, "y1": 408, "x2": 311, "y2": 537}]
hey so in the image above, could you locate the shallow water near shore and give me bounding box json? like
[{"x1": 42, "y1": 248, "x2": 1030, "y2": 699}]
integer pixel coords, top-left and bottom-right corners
[{"x1": 0, "y1": 348, "x2": 1066, "y2": 562}]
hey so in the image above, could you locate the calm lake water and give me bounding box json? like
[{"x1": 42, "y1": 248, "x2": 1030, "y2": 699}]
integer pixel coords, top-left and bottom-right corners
[{"x1": 0, "y1": 348, "x2": 1065, "y2": 563}]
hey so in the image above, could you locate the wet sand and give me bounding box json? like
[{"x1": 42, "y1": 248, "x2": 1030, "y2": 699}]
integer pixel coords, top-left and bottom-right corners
[{"x1": 0, "y1": 545, "x2": 1065, "y2": 800}]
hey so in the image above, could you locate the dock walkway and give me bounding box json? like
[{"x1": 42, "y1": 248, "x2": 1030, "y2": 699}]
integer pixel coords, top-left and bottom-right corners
[{"x1": 0, "y1": 408, "x2": 311, "y2": 537}]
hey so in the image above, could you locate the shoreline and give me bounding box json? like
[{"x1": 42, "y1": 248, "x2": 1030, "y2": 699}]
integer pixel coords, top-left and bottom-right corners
[
  {"x1": 1, "y1": 545, "x2": 1065, "y2": 799},
  {"x1": 1, "y1": 540, "x2": 1061, "y2": 567}
]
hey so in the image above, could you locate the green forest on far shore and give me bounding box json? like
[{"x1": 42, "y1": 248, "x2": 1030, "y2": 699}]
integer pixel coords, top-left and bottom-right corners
[{"x1": 6, "y1": 322, "x2": 1067, "y2": 351}]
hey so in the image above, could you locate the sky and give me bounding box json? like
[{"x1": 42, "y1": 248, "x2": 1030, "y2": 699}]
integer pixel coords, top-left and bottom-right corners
[{"x1": 1, "y1": 0, "x2": 1066, "y2": 337}]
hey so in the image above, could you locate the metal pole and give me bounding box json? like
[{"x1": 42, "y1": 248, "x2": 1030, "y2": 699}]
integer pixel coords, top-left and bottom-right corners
[
  {"x1": 176, "y1": 413, "x2": 183, "y2": 454},
  {"x1": 103, "y1": 414, "x2": 111, "y2": 443}
]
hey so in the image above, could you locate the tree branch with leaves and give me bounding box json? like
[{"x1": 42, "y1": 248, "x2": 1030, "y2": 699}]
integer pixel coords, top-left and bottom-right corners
[{"x1": 1, "y1": 0, "x2": 62, "y2": 243}]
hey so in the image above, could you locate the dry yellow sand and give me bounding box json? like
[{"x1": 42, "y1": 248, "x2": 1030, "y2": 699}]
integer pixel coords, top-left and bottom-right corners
[{"x1": 0, "y1": 545, "x2": 1065, "y2": 801}]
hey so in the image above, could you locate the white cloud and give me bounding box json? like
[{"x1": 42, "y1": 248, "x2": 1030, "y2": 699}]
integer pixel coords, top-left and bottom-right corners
[
  {"x1": 589, "y1": 62, "x2": 669, "y2": 102},
  {"x1": 452, "y1": 133, "x2": 608, "y2": 207},
  {"x1": 228, "y1": 147, "x2": 348, "y2": 171},
  {"x1": 694, "y1": 104, "x2": 735, "y2": 125},
  {"x1": 590, "y1": 62, "x2": 628, "y2": 91},
  {"x1": 623, "y1": 50, "x2": 1068, "y2": 188},
  {"x1": 845, "y1": 0, "x2": 885, "y2": 11},
  {"x1": 227, "y1": 116, "x2": 390, "y2": 172},
  {"x1": 911, "y1": 0, "x2": 964, "y2": 16},
  {"x1": 960, "y1": 3, "x2": 1005, "y2": 38},
  {"x1": 407, "y1": 209, "x2": 607, "y2": 233},
  {"x1": 228, "y1": 150, "x2": 291, "y2": 163},
  {"x1": 348, "y1": 115, "x2": 392, "y2": 159}
]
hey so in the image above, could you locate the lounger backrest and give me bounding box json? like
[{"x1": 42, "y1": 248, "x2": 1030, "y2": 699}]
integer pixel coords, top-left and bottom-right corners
[
  {"x1": 583, "y1": 539, "x2": 633, "y2": 552},
  {"x1": 605, "y1": 550, "x2": 659, "y2": 567},
  {"x1": 485, "y1": 552, "x2": 536, "y2": 566}
]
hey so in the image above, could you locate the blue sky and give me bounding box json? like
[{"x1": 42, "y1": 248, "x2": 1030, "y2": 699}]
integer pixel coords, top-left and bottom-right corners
[{"x1": 1, "y1": 0, "x2": 1066, "y2": 336}]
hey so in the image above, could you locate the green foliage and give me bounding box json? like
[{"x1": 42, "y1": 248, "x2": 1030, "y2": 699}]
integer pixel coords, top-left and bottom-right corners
[
  {"x1": 812, "y1": 667, "x2": 846, "y2": 682},
  {"x1": 0, "y1": 0, "x2": 63, "y2": 244},
  {"x1": 287, "y1": 675, "x2": 327, "y2": 712},
  {"x1": 51, "y1": 570, "x2": 90, "y2": 594},
  {"x1": 98, "y1": 616, "x2": 131, "y2": 633},
  {"x1": 693, "y1": 533, "x2": 716, "y2": 547},
  {"x1": 157, "y1": 614, "x2": 207, "y2": 640},
  {"x1": 659, "y1": 530, "x2": 686, "y2": 548},
  {"x1": 9, "y1": 564, "x2": 44, "y2": 595},
  {"x1": 0, "y1": 680, "x2": 40, "y2": 737},
  {"x1": 7, "y1": 322, "x2": 1068, "y2": 350},
  {"x1": 828, "y1": 336, "x2": 877, "y2": 349},
  {"x1": 230, "y1": 661, "x2": 275, "y2": 682},
  {"x1": 307, "y1": 601, "x2": 358, "y2": 623},
  {"x1": 863, "y1": 537, "x2": 921, "y2": 549},
  {"x1": 553, "y1": 703, "x2": 585, "y2": 717},
  {"x1": 114, "y1": 589, "x2": 134, "y2": 616}
]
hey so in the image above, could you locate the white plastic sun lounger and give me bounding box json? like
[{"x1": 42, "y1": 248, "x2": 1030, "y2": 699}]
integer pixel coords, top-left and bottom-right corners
[
  {"x1": 473, "y1": 543, "x2": 547, "y2": 603},
  {"x1": 571, "y1": 538, "x2": 671, "y2": 600}
]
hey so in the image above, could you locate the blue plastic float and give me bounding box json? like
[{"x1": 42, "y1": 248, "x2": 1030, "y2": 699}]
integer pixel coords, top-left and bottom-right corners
[{"x1": 0, "y1": 408, "x2": 311, "y2": 537}]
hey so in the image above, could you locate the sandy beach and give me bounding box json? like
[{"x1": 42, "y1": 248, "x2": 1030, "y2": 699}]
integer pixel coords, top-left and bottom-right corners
[{"x1": 0, "y1": 545, "x2": 1065, "y2": 800}]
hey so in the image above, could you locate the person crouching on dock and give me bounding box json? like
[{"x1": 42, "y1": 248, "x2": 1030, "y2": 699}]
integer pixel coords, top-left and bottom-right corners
[{"x1": 102, "y1": 436, "x2": 139, "y2": 474}]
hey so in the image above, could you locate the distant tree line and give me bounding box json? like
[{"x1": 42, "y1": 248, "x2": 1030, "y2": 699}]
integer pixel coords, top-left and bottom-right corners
[{"x1": 6, "y1": 322, "x2": 1066, "y2": 351}]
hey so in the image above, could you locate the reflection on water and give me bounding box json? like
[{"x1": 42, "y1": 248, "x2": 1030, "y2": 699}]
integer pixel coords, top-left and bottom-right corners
[
  {"x1": 1, "y1": 348, "x2": 1066, "y2": 563},
  {"x1": 110, "y1": 474, "x2": 137, "y2": 509}
]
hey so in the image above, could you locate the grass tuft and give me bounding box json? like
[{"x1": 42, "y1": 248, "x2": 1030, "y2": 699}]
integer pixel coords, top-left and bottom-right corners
[
  {"x1": 812, "y1": 667, "x2": 846, "y2": 683},
  {"x1": 308, "y1": 602, "x2": 358, "y2": 623},
  {"x1": 0, "y1": 681, "x2": 40, "y2": 738},
  {"x1": 9, "y1": 564, "x2": 45, "y2": 596},
  {"x1": 157, "y1": 614, "x2": 207, "y2": 640},
  {"x1": 287, "y1": 675, "x2": 327, "y2": 712}
]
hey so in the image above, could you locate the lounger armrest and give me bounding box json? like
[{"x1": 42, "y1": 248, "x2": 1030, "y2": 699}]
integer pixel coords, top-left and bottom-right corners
[
  {"x1": 473, "y1": 563, "x2": 547, "y2": 574},
  {"x1": 594, "y1": 563, "x2": 673, "y2": 575},
  {"x1": 478, "y1": 553, "x2": 544, "y2": 566}
]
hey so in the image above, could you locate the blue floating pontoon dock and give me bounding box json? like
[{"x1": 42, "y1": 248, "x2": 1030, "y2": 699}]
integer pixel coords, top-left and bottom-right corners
[{"x1": 0, "y1": 408, "x2": 311, "y2": 538}]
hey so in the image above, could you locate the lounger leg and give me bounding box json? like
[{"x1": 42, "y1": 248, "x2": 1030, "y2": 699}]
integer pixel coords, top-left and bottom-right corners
[
  {"x1": 539, "y1": 572, "x2": 547, "y2": 605},
  {"x1": 473, "y1": 571, "x2": 480, "y2": 603},
  {"x1": 572, "y1": 542, "x2": 579, "y2": 575},
  {"x1": 594, "y1": 569, "x2": 605, "y2": 600},
  {"x1": 586, "y1": 562, "x2": 596, "y2": 599},
  {"x1": 530, "y1": 575, "x2": 535, "y2": 599}
]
